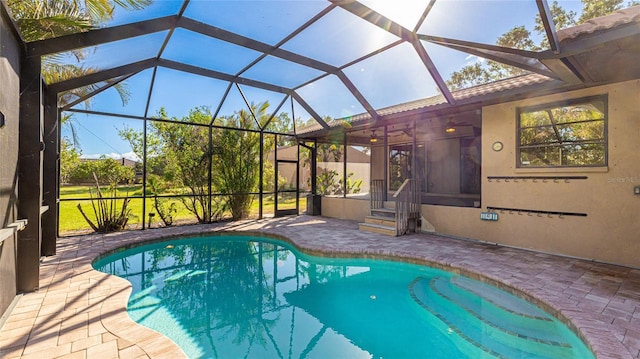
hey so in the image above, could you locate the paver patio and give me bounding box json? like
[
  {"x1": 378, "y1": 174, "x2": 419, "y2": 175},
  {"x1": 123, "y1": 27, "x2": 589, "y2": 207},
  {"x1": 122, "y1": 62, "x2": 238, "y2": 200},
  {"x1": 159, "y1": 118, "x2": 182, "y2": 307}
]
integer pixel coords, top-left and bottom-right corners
[{"x1": 1, "y1": 215, "x2": 639, "y2": 359}]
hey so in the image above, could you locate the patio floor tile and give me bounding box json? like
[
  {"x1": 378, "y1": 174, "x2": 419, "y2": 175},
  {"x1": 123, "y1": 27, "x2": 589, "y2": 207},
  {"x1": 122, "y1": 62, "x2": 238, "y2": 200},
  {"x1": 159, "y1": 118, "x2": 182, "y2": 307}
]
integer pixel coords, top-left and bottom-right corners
[{"x1": 0, "y1": 216, "x2": 639, "y2": 358}]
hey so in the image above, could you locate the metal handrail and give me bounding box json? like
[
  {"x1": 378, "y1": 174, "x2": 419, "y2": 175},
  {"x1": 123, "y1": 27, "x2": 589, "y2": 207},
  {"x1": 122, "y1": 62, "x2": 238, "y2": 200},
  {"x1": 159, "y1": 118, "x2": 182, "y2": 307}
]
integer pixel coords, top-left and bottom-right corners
[{"x1": 392, "y1": 178, "x2": 420, "y2": 235}]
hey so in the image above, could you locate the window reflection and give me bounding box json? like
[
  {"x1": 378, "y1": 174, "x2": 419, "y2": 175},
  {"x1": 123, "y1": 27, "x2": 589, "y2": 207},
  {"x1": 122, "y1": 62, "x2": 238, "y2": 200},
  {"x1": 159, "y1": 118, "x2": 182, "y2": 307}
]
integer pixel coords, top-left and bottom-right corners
[{"x1": 518, "y1": 96, "x2": 607, "y2": 167}]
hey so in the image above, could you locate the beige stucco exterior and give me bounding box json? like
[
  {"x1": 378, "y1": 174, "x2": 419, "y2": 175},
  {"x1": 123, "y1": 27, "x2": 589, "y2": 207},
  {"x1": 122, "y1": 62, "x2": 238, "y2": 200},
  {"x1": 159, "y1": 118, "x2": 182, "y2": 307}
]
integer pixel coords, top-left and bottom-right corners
[
  {"x1": 321, "y1": 197, "x2": 370, "y2": 221},
  {"x1": 471, "y1": 79, "x2": 640, "y2": 268},
  {"x1": 322, "y1": 79, "x2": 640, "y2": 268}
]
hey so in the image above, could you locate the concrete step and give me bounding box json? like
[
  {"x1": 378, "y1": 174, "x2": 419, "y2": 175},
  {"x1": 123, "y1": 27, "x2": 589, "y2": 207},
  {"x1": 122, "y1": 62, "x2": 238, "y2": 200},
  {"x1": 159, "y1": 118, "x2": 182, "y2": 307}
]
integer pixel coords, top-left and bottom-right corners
[
  {"x1": 358, "y1": 222, "x2": 397, "y2": 236},
  {"x1": 365, "y1": 215, "x2": 397, "y2": 227}
]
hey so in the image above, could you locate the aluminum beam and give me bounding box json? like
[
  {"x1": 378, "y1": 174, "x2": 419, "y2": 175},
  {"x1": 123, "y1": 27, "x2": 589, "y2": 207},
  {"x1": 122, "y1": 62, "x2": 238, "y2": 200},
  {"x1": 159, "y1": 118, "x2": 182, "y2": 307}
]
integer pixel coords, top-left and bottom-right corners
[
  {"x1": 27, "y1": 16, "x2": 179, "y2": 57},
  {"x1": 536, "y1": 0, "x2": 561, "y2": 53},
  {"x1": 158, "y1": 59, "x2": 291, "y2": 94},
  {"x1": 336, "y1": 71, "x2": 380, "y2": 122},
  {"x1": 48, "y1": 58, "x2": 157, "y2": 94},
  {"x1": 330, "y1": 0, "x2": 455, "y2": 104},
  {"x1": 177, "y1": 17, "x2": 337, "y2": 74},
  {"x1": 420, "y1": 35, "x2": 558, "y2": 79},
  {"x1": 291, "y1": 92, "x2": 329, "y2": 130}
]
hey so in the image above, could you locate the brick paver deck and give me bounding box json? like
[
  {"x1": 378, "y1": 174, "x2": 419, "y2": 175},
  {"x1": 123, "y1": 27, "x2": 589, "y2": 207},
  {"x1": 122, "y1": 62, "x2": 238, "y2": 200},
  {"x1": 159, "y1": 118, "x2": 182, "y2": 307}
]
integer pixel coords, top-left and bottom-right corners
[{"x1": 1, "y1": 216, "x2": 639, "y2": 358}]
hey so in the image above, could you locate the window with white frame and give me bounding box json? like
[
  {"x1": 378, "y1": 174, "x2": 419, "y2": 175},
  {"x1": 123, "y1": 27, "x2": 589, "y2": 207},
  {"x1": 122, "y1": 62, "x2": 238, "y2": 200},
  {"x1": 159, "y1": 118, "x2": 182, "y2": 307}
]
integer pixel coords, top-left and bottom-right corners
[{"x1": 517, "y1": 95, "x2": 607, "y2": 168}]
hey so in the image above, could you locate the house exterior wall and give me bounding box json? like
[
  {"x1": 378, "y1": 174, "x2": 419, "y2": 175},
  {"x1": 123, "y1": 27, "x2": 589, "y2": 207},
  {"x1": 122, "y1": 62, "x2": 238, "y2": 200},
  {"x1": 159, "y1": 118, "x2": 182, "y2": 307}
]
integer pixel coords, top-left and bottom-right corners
[
  {"x1": 426, "y1": 79, "x2": 640, "y2": 268},
  {"x1": 0, "y1": 7, "x2": 22, "y2": 320},
  {"x1": 321, "y1": 80, "x2": 639, "y2": 268}
]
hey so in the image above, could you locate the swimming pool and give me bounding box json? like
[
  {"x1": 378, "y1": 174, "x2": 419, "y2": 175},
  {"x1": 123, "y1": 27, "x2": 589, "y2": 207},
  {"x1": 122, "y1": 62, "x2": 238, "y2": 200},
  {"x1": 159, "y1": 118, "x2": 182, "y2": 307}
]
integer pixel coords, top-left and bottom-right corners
[{"x1": 93, "y1": 234, "x2": 594, "y2": 359}]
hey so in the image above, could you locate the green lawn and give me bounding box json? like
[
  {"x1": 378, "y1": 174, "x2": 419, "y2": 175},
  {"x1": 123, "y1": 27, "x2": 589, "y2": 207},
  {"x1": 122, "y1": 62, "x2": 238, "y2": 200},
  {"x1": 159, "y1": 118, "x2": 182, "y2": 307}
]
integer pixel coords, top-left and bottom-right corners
[{"x1": 58, "y1": 185, "x2": 306, "y2": 234}]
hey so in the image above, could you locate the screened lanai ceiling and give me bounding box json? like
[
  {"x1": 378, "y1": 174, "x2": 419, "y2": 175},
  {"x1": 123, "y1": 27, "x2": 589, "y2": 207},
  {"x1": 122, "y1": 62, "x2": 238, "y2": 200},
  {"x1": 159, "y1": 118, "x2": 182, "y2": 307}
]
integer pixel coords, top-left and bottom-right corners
[{"x1": 17, "y1": 0, "x2": 640, "y2": 149}]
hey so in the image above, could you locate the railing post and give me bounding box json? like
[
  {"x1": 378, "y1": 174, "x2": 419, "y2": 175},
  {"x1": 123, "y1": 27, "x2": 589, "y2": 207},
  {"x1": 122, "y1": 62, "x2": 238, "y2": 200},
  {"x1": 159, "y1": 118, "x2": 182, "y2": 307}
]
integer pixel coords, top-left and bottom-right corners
[{"x1": 370, "y1": 179, "x2": 383, "y2": 210}]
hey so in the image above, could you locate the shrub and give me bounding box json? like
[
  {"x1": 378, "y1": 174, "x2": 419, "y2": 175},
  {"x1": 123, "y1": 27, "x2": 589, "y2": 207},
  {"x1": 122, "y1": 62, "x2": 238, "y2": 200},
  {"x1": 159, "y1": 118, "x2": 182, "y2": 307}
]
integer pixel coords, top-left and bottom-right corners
[{"x1": 77, "y1": 174, "x2": 133, "y2": 233}]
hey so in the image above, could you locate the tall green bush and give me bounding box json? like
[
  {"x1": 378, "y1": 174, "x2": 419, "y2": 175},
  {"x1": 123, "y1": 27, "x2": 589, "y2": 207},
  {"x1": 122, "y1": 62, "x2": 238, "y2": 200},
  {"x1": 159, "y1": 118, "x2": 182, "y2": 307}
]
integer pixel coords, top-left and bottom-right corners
[
  {"x1": 213, "y1": 104, "x2": 264, "y2": 220},
  {"x1": 153, "y1": 107, "x2": 219, "y2": 223}
]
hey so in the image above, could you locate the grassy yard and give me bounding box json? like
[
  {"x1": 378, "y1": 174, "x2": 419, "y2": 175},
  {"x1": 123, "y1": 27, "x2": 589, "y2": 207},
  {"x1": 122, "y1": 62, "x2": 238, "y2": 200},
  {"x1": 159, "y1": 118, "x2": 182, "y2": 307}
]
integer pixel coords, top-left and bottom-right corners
[{"x1": 59, "y1": 185, "x2": 306, "y2": 234}]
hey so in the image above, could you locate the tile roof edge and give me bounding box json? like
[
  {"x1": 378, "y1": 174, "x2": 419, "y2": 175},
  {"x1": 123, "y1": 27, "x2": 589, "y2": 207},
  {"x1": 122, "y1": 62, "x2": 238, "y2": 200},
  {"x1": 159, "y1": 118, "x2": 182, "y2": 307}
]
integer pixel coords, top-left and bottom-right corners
[
  {"x1": 558, "y1": 5, "x2": 640, "y2": 42},
  {"x1": 341, "y1": 74, "x2": 553, "y2": 123}
]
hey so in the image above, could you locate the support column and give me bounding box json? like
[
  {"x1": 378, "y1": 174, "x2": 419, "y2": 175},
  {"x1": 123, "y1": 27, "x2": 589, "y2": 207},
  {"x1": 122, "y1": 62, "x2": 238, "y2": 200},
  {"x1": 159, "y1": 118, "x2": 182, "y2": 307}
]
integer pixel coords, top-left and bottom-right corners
[
  {"x1": 41, "y1": 88, "x2": 58, "y2": 256},
  {"x1": 343, "y1": 133, "x2": 347, "y2": 198},
  {"x1": 258, "y1": 131, "x2": 263, "y2": 219},
  {"x1": 274, "y1": 137, "x2": 278, "y2": 211},
  {"x1": 17, "y1": 55, "x2": 43, "y2": 292},
  {"x1": 383, "y1": 125, "x2": 388, "y2": 202},
  {"x1": 310, "y1": 139, "x2": 317, "y2": 195}
]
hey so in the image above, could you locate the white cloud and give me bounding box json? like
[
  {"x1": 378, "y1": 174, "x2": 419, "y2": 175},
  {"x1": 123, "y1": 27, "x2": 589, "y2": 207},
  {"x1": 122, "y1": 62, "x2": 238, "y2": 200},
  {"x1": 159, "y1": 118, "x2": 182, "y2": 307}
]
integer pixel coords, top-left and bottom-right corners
[
  {"x1": 81, "y1": 151, "x2": 141, "y2": 162},
  {"x1": 465, "y1": 54, "x2": 486, "y2": 65}
]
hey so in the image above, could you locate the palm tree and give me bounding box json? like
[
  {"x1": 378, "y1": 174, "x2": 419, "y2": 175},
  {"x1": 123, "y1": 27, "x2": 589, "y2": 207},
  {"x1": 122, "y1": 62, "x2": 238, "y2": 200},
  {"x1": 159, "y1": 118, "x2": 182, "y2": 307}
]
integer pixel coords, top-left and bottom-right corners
[
  {"x1": 8, "y1": 0, "x2": 150, "y2": 42},
  {"x1": 7, "y1": 0, "x2": 151, "y2": 143}
]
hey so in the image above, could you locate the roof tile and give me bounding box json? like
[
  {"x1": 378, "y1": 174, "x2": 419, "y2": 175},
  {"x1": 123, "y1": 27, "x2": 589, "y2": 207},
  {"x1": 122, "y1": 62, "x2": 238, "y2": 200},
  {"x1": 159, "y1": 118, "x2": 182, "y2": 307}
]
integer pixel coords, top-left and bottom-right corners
[{"x1": 558, "y1": 5, "x2": 640, "y2": 42}]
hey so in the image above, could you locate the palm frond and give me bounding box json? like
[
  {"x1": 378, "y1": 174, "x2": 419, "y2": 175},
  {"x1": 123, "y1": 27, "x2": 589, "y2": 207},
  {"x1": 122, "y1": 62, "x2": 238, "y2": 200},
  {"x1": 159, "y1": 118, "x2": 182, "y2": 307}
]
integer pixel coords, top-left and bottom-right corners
[
  {"x1": 112, "y1": 81, "x2": 131, "y2": 106},
  {"x1": 78, "y1": 0, "x2": 113, "y2": 23},
  {"x1": 11, "y1": 0, "x2": 94, "y2": 41},
  {"x1": 43, "y1": 62, "x2": 97, "y2": 84},
  {"x1": 112, "y1": 0, "x2": 152, "y2": 11}
]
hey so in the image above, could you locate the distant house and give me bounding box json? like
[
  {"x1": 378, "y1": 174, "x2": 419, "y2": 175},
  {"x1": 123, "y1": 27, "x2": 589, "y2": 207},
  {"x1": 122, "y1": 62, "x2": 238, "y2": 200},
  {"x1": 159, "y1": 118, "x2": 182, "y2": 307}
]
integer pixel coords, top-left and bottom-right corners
[{"x1": 267, "y1": 145, "x2": 370, "y2": 194}]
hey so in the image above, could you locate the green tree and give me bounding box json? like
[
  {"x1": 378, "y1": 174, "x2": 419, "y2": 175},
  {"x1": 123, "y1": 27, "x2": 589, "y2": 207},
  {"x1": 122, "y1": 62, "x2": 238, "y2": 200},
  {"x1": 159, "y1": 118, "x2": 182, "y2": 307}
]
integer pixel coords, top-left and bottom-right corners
[
  {"x1": 213, "y1": 103, "x2": 266, "y2": 220},
  {"x1": 7, "y1": 0, "x2": 150, "y2": 144},
  {"x1": 118, "y1": 124, "x2": 165, "y2": 178},
  {"x1": 519, "y1": 99, "x2": 605, "y2": 166},
  {"x1": 578, "y1": 0, "x2": 636, "y2": 22},
  {"x1": 118, "y1": 102, "x2": 299, "y2": 222},
  {"x1": 446, "y1": 0, "x2": 635, "y2": 90},
  {"x1": 8, "y1": 0, "x2": 150, "y2": 41},
  {"x1": 69, "y1": 157, "x2": 134, "y2": 184},
  {"x1": 60, "y1": 138, "x2": 81, "y2": 184},
  {"x1": 445, "y1": 62, "x2": 495, "y2": 92},
  {"x1": 534, "y1": 1, "x2": 578, "y2": 35},
  {"x1": 146, "y1": 174, "x2": 177, "y2": 227},
  {"x1": 153, "y1": 107, "x2": 216, "y2": 223}
]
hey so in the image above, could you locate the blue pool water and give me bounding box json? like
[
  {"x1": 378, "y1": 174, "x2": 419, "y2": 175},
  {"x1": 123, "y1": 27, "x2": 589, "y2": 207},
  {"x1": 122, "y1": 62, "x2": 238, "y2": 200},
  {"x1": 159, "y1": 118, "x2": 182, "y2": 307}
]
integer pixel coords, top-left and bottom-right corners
[{"x1": 93, "y1": 235, "x2": 594, "y2": 359}]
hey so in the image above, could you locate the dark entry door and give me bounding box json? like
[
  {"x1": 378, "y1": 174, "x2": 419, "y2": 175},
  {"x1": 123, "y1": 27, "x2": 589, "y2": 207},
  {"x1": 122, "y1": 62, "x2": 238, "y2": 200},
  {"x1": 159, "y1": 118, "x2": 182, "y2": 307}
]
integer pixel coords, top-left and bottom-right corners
[
  {"x1": 275, "y1": 159, "x2": 299, "y2": 217},
  {"x1": 389, "y1": 143, "x2": 413, "y2": 191}
]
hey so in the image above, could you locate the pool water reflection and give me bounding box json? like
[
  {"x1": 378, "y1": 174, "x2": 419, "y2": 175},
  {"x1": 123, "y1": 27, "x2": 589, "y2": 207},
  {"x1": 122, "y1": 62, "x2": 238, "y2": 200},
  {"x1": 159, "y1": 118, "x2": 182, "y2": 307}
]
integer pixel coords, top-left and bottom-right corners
[{"x1": 93, "y1": 235, "x2": 594, "y2": 359}]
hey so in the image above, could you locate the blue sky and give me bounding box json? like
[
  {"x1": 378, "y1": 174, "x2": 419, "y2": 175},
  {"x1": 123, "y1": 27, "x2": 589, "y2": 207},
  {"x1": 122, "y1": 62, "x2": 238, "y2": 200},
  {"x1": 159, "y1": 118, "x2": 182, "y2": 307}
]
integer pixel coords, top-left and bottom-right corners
[{"x1": 61, "y1": 0, "x2": 585, "y2": 160}]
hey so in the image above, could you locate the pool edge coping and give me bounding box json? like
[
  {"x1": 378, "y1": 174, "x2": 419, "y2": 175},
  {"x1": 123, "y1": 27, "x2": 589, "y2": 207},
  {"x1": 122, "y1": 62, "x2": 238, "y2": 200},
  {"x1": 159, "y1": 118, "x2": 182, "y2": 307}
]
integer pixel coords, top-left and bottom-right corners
[{"x1": 81, "y1": 224, "x2": 631, "y2": 359}]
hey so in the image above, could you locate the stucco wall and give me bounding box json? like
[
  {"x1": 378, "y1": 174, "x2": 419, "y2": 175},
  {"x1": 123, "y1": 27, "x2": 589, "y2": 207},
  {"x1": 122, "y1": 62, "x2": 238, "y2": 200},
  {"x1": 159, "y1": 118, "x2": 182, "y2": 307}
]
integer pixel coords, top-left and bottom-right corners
[
  {"x1": 0, "y1": 7, "x2": 21, "y2": 320},
  {"x1": 321, "y1": 197, "x2": 370, "y2": 221},
  {"x1": 320, "y1": 80, "x2": 640, "y2": 268},
  {"x1": 428, "y1": 80, "x2": 640, "y2": 268}
]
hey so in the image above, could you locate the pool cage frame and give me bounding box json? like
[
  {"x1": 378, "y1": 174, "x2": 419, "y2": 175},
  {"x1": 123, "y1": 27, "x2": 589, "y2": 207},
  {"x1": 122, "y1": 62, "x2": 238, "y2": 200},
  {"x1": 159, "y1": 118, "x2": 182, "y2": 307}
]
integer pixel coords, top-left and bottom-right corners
[
  {"x1": 12, "y1": 0, "x2": 591, "y2": 293},
  {"x1": 56, "y1": 81, "x2": 320, "y2": 233}
]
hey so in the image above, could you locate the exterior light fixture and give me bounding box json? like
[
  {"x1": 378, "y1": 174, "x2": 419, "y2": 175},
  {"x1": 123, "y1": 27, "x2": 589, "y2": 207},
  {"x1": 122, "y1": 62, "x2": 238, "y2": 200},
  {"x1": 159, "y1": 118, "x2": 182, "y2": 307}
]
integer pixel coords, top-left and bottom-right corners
[
  {"x1": 445, "y1": 120, "x2": 456, "y2": 133},
  {"x1": 0, "y1": 111, "x2": 5, "y2": 128},
  {"x1": 370, "y1": 130, "x2": 378, "y2": 143}
]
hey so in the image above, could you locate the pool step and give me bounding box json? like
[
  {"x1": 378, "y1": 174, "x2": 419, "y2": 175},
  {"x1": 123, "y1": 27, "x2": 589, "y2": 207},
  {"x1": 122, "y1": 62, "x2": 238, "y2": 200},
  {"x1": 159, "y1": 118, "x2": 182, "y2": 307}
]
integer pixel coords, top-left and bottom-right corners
[
  {"x1": 431, "y1": 277, "x2": 565, "y2": 345},
  {"x1": 451, "y1": 276, "x2": 551, "y2": 320},
  {"x1": 410, "y1": 276, "x2": 577, "y2": 359}
]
